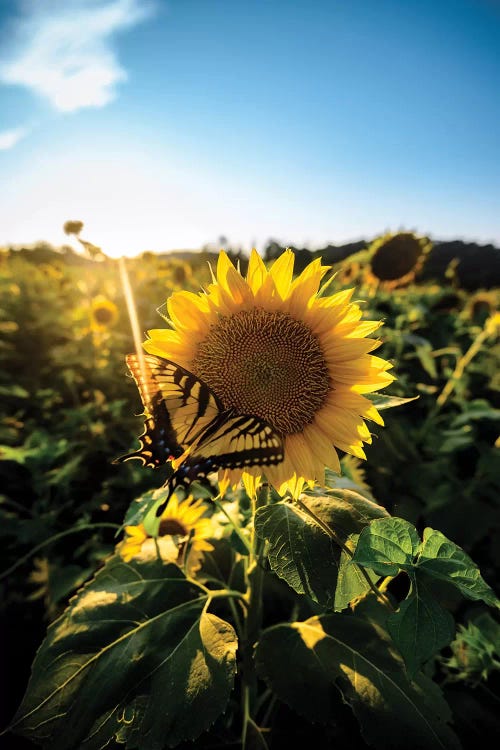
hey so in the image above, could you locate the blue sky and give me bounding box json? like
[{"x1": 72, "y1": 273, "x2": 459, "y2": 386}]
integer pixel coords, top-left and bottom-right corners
[{"x1": 0, "y1": 0, "x2": 499, "y2": 257}]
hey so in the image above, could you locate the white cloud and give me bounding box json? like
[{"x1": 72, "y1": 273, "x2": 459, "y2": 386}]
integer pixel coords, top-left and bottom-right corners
[
  {"x1": 0, "y1": 0, "x2": 153, "y2": 112},
  {"x1": 0, "y1": 126, "x2": 29, "y2": 150}
]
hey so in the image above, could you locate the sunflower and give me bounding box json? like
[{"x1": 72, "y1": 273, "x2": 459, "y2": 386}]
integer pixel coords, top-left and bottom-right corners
[
  {"x1": 463, "y1": 290, "x2": 499, "y2": 326},
  {"x1": 143, "y1": 249, "x2": 393, "y2": 495},
  {"x1": 119, "y1": 494, "x2": 214, "y2": 573},
  {"x1": 89, "y1": 295, "x2": 119, "y2": 331},
  {"x1": 366, "y1": 232, "x2": 432, "y2": 288}
]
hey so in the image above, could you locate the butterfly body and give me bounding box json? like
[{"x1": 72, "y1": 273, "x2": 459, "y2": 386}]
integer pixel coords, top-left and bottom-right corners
[{"x1": 116, "y1": 354, "x2": 284, "y2": 513}]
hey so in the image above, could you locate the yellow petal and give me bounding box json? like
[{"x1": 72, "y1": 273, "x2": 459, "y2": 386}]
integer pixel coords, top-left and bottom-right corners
[
  {"x1": 303, "y1": 423, "x2": 341, "y2": 474},
  {"x1": 246, "y1": 249, "x2": 268, "y2": 294},
  {"x1": 269, "y1": 249, "x2": 295, "y2": 299},
  {"x1": 286, "y1": 259, "x2": 327, "y2": 318}
]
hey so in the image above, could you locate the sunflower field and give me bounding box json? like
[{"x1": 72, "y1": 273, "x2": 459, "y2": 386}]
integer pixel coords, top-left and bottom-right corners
[{"x1": 1, "y1": 236, "x2": 499, "y2": 750}]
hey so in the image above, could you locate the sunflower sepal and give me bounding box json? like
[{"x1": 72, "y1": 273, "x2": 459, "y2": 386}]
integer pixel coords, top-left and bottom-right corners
[{"x1": 365, "y1": 392, "x2": 419, "y2": 411}]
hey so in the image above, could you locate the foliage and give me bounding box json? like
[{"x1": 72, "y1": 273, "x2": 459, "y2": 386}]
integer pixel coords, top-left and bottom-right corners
[{"x1": 0, "y1": 243, "x2": 499, "y2": 749}]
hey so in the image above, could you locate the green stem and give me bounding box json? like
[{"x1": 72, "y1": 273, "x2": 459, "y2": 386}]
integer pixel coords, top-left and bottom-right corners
[
  {"x1": 295, "y1": 498, "x2": 395, "y2": 611},
  {"x1": 0, "y1": 523, "x2": 121, "y2": 581},
  {"x1": 434, "y1": 321, "x2": 495, "y2": 412},
  {"x1": 241, "y1": 487, "x2": 269, "y2": 745}
]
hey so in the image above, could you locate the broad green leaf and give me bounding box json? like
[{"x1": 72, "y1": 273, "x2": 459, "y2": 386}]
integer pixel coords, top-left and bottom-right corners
[
  {"x1": 10, "y1": 556, "x2": 237, "y2": 750},
  {"x1": 305, "y1": 489, "x2": 390, "y2": 533},
  {"x1": 254, "y1": 497, "x2": 385, "y2": 610},
  {"x1": 387, "y1": 574, "x2": 455, "y2": 678},
  {"x1": 352, "y1": 517, "x2": 421, "y2": 576},
  {"x1": 365, "y1": 393, "x2": 419, "y2": 410},
  {"x1": 417, "y1": 528, "x2": 500, "y2": 608},
  {"x1": 255, "y1": 615, "x2": 460, "y2": 749}
]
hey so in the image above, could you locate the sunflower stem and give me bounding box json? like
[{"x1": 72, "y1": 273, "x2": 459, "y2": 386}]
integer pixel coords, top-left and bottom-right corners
[
  {"x1": 241, "y1": 486, "x2": 269, "y2": 744},
  {"x1": 295, "y1": 498, "x2": 395, "y2": 612},
  {"x1": 434, "y1": 319, "x2": 496, "y2": 413}
]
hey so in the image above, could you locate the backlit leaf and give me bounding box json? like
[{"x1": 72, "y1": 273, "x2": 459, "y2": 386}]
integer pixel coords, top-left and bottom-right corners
[
  {"x1": 352, "y1": 517, "x2": 421, "y2": 576},
  {"x1": 255, "y1": 496, "x2": 386, "y2": 610},
  {"x1": 417, "y1": 528, "x2": 500, "y2": 608},
  {"x1": 9, "y1": 556, "x2": 237, "y2": 750},
  {"x1": 255, "y1": 614, "x2": 460, "y2": 749}
]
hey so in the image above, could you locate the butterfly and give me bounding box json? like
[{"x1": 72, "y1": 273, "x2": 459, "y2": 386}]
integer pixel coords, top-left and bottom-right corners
[{"x1": 116, "y1": 354, "x2": 284, "y2": 515}]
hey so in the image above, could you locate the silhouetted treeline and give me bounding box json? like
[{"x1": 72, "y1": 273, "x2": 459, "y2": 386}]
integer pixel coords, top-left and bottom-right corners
[
  {"x1": 4, "y1": 237, "x2": 500, "y2": 290},
  {"x1": 419, "y1": 241, "x2": 500, "y2": 290},
  {"x1": 261, "y1": 239, "x2": 500, "y2": 289}
]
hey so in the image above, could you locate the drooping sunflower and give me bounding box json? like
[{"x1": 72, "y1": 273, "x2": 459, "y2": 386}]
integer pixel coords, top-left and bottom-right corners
[
  {"x1": 366, "y1": 232, "x2": 432, "y2": 288},
  {"x1": 463, "y1": 290, "x2": 499, "y2": 326},
  {"x1": 89, "y1": 295, "x2": 119, "y2": 331},
  {"x1": 120, "y1": 494, "x2": 214, "y2": 573},
  {"x1": 144, "y1": 249, "x2": 394, "y2": 495}
]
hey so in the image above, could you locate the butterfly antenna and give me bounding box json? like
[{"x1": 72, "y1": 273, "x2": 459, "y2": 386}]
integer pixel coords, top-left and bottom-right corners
[{"x1": 118, "y1": 256, "x2": 152, "y2": 404}]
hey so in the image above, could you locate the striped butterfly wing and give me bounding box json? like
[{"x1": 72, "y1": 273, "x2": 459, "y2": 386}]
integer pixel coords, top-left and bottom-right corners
[
  {"x1": 173, "y1": 411, "x2": 285, "y2": 485},
  {"x1": 117, "y1": 353, "x2": 284, "y2": 503},
  {"x1": 116, "y1": 354, "x2": 223, "y2": 468}
]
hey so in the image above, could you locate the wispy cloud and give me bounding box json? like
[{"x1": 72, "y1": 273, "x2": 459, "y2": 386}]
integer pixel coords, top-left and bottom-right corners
[
  {"x1": 0, "y1": 126, "x2": 29, "y2": 150},
  {"x1": 0, "y1": 0, "x2": 154, "y2": 112}
]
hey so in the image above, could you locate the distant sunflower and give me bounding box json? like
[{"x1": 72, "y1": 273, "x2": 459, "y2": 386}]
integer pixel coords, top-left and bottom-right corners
[
  {"x1": 120, "y1": 494, "x2": 213, "y2": 573},
  {"x1": 158, "y1": 259, "x2": 193, "y2": 290},
  {"x1": 144, "y1": 249, "x2": 394, "y2": 495},
  {"x1": 366, "y1": 232, "x2": 432, "y2": 288},
  {"x1": 90, "y1": 296, "x2": 119, "y2": 331},
  {"x1": 463, "y1": 291, "x2": 499, "y2": 326}
]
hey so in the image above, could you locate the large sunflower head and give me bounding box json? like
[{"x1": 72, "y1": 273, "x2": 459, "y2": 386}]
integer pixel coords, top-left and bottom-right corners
[
  {"x1": 120, "y1": 494, "x2": 214, "y2": 573},
  {"x1": 144, "y1": 250, "x2": 394, "y2": 495}
]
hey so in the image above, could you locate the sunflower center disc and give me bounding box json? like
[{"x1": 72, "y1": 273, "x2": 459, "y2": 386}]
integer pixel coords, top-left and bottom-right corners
[
  {"x1": 159, "y1": 519, "x2": 188, "y2": 537},
  {"x1": 93, "y1": 306, "x2": 114, "y2": 325},
  {"x1": 192, "y1": 308, "x2": 330, "y2": 435}
]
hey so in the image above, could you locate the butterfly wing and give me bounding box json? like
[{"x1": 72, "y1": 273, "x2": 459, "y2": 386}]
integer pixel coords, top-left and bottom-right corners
[
  {"x1": 117, "y1": 353, "x2": 284, "y2": 506},
  {"x1": 115, "y1": 354, "x2": 223, "y2": 468},
  {"x1": 156, "y1": 411, "x2": 285, "y2": 516},
  {"x1": 173, "y1": 411, "x2": 284, "y2": 483}
]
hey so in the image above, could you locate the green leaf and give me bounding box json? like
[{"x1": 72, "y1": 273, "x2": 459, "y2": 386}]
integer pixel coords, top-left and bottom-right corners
[
  {"x1": 254, "y1": 496, "x2": 385, "y2": 611},
  {"x1": 352, "y1": 517, "x2": 421, "y2": 576},
  {"x1": 10, "y1": 557, "x2": 237, "y2": 750},
  {"x1": 0, "y1": 383, "x2": 29, "y2": 398},
  {"x1": 306, "y1": 489, "x2": 390, "y2": 533},
  {"x1": 417, "y1": 528, "x2": 500, "y2": 608},
  {"x1": 365, "y1": 393, "x2": 419, "y2": 410},
  {"x1": 387, "y1": 574, "x2": 455, "y2": 678},
  {"x1": 123, "y1": 487, "x2": 171, "y2": 531},
  {"x1": 255, "y1": 614, "x2": 460, "y2": 749}
]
